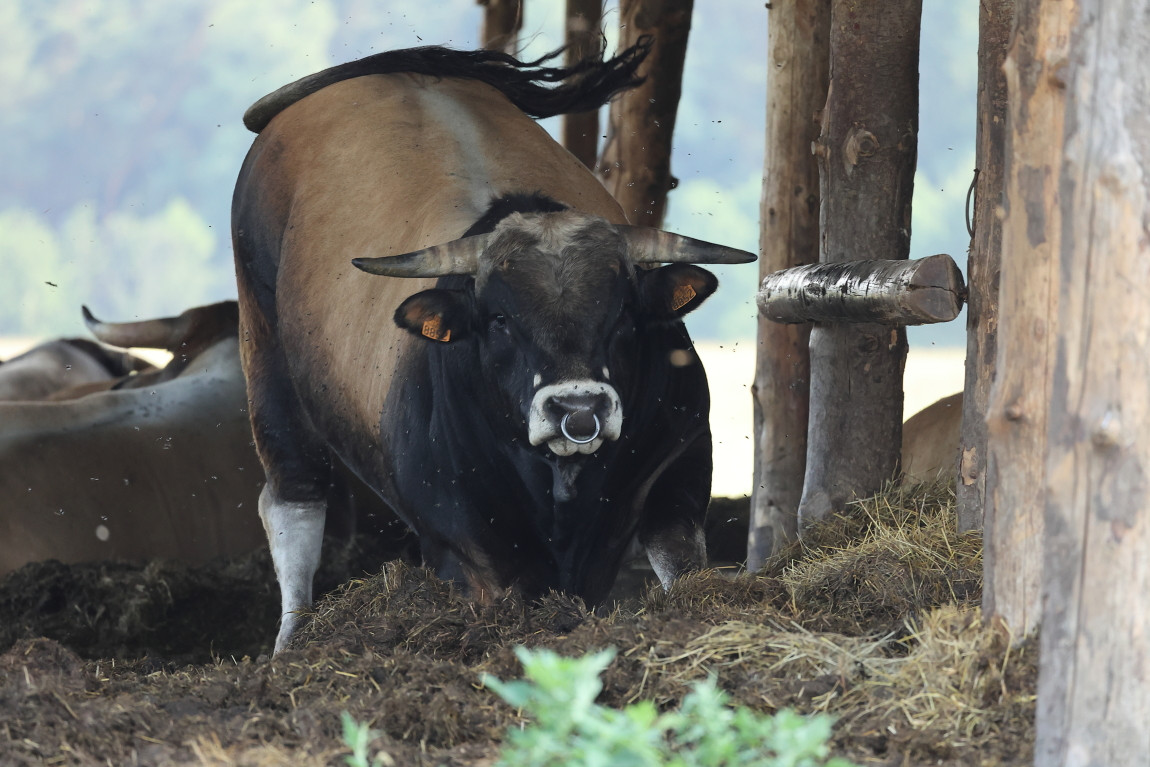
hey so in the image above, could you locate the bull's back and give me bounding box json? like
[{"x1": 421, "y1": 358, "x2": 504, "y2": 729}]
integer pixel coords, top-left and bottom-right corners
[{"x1": 234, "y1": 73, "x2": 626, "y2": 457}]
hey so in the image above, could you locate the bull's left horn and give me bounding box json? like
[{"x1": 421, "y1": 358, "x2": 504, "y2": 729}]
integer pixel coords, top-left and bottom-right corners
[
  {"x1": 352, "y1": 233, "x2": 491, "y2": 278},
  {"x1": 620, "y1": 227, "x2": 757, "y2": 265}
]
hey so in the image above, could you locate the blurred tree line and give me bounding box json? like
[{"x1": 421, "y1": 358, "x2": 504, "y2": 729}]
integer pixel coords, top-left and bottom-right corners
[
  {"x1": 0, "y1": 0, "x2": 482, "y2": 336},
  {"x1": 0, "y1": 0, "x2": 975, "y2": 346}
]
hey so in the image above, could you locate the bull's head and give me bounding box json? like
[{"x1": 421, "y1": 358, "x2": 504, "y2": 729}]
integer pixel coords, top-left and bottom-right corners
[{"x1": 353, "y1": 212, "x2": 755, "y2": 458}]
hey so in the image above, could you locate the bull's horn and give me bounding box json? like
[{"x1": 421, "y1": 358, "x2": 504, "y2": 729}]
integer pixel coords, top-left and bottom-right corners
[
  {"x1": 82, "y1": 306, "x2": 189, "y2": 350},
  {"x1": 621, "y1": 227, "x2": 758, "y2": 265},
  {"x1": 352, "y1": 233, "x2": 491, "y2": 277}
]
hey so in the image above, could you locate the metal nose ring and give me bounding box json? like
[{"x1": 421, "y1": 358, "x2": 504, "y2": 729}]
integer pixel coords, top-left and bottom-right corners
[{"x1": 560, "y1": 412, "x2": 600, "y2": 444}]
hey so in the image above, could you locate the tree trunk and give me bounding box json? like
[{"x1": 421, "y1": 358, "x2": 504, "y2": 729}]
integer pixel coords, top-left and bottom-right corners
[
  {"x1": 796, "y1": 0, "x2": 920, "y2": 529},
  {"x1": 477, "y1": 0, "x2": 522, "y2": 55},
  {"x1": 982, "y1": 0, "x2": 1069, "y2": 638},
  {"x1": 1035, "y1": 0, "x2": 1150, "y2": 760},
  {"x1": 748, "y1": 0, "x2": 830, "y2": 569},
  {"x1": 758, "y1": 254, "x2": 963, "y2": 325},
  {"x1": 561, "y1": 0, "x2": 603, "y2": 170},
  {"x1": 956, "y1": 0, "x2": 1013, "y2": 533},
  {"x1": 597, "y1": 0, "x2": 693, "y2": 227}
]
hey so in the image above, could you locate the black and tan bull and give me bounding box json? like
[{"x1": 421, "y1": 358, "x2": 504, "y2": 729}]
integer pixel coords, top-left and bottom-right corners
[{"x1": 232, "y1": 42, "x2": 756, "y2": 651}]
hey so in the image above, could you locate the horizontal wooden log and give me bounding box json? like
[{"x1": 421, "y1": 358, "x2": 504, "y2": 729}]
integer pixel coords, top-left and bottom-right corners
[{"x1": 757, "y1": 253, "x2": 966, "y2": 325}]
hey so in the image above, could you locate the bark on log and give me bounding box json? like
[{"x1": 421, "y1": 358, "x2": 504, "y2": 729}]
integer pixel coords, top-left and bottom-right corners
[
  {"x1": 1035, "y1": 0, "x2": 1150, "y2": 760},
  {"x1": 796, "y1": 0, "x2": 921, "y2": 529},
  {"x1": 748, "y1": 0, "x2": 830, "y2": 570},
  {"x1": 561, "y1": 0, "x2": 603, "y2": 170},
  {"x1": 983, "y1": 0, "x2": 1069, "y2": 639},
  {"x1": 597, "y1": 0, "x2": 693, "y2": 227},
  {"x1": 956, "y1": 0, "x2": 1013, "y2": 534},
  {"x1": 477, "y1": 0, "x2": 522, "y2": 55},
  {"x1": 757, "y1": 254, "x2": 964, "y2": 326}
]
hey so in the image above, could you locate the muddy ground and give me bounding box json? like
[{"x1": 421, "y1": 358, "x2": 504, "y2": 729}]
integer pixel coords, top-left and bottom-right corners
[{"x1": 0, "y1": 487, "x2": 1035, "y2": 766}]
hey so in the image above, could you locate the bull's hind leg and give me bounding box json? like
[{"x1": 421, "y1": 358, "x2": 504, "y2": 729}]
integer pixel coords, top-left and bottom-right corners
[
  {"x1": 259, "y1": 483, "x2": 326, "y2": 653},
  {"x1": 240, "y1": 309, "x2": 332, "y2": 653},
  {"x1": 638, "y1": 429, "x2": 712, "y2": 589}
]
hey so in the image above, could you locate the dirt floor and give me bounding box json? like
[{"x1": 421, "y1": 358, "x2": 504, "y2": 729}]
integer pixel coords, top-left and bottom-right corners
[{"x1": 0, "y1": 483, "x2": 1036, "y2": 766}]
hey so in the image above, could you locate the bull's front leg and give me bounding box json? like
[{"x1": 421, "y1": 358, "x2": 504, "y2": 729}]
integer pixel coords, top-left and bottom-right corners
[
  {"x1": 637, "y1": 427, "x2": 712, "y2": 589},
  {"x1": 259, "y1": 481, "x2": 326, "y2": 653}
]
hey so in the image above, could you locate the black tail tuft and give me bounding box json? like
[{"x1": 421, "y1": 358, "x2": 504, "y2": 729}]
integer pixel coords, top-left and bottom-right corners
[{"x1": 243, "y1": 37, "x2": 652, "y2": 133}]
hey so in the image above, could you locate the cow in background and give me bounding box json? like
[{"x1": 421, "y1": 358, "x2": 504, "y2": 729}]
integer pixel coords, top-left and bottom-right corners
[
  {"x1": 900, "y1": 391, "x2": 963, "y2": 485},
  {"x1": 0, "y1": 301, "x2": 266, "y2": 575},
  {"x1": 0, "y1": 338, "x2": 146, "y2": 401}
]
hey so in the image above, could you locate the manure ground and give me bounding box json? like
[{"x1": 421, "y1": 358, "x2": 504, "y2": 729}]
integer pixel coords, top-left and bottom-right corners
[{"x1": 0, "y1": 483, "x2": 1035, "y2": 766}]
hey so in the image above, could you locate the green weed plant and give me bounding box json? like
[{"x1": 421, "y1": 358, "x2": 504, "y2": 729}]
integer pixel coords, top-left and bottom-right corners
[{"x1": 481, "y1": 646, "x2": 859, "y2": 767}]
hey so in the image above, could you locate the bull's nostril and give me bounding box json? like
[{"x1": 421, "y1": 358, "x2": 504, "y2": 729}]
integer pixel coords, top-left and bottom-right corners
[{"x1": 560, "y1": 410, "x2": 600, "y2": 444}]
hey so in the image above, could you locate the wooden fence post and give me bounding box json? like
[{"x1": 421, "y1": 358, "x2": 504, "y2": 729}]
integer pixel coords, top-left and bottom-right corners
[
  {"x1": 597, "y1": 0, "x2": 694, "y2": 227},
  {"x1": 956, "y1": 0, "x2": 1013, "y2": 534},
  {"x1": 1034, "y1": 0, "x2": 1150, "y2": 760},
  {"x1": 983, "y1": 0, "x2": 1069, "y2": 637},
  {"x1": 796, "y1": 0, "x2": 921, "y2": 529},
  {"x1": 561, "y1": 0, "x2": 604, "y2": 170},
  {"x1": 477, "y1": 0, "x2": 523, "y2": 55},
  {"x1": 747, "y1": 0, "x2": 829, "y2": 569}
]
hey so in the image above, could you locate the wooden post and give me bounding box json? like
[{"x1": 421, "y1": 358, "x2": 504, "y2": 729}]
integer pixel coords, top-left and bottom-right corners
[
  {"x1": 1035, "y1": 0, "x2": 1150, "y2": 760},
  {"x1": 956, "y1": 0, "x2": 1013, "y2": 533},
  {"x1": 597, "y1": 0, "x2": 694, "y2": 227},
  {"x1": 477, "y1": 0, "x2": 522, "y2": 55},
  {"x1": 982, "y1": 0, "x2": 1069, "y2": 638},
  {"x1": 561, "y1": 0, "x2": 603, "y2": 170},
  {"x1": 796, "y1": 0, "x2": 921, "y2": 529}
]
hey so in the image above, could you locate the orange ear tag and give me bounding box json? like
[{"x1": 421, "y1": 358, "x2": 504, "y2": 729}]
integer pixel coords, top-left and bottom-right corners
[
  {"x1": 421, "y1": 316, "x2": 451, "y2": 342},
  {"x1": 671, "y1": 284, "x2": 697, "y2": 311}
]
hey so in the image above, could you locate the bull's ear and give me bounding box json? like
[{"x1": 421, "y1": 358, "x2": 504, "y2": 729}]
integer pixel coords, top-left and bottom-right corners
[
  {"x1": 640, "y1": 264, "x2": 719, "y2": 319},
  {"x1": 394, "y1": 289, "x2": 471, "y2": 343}
]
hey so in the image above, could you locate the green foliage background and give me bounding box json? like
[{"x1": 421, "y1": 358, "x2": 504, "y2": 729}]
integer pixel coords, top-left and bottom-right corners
[{"x1": 0, "y1": 1, "x2": 975, "y2": 344}]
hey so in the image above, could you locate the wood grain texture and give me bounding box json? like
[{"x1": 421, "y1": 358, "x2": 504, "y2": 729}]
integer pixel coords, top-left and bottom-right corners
[
  {"x1": 796, "y1": 0, "x2": 920, "y2": 529},
  {"x1": 757, "y1": 254, "x2": 964, "y2": 325},
  {"x1": 956, "y1": 0, "x2": 1012, "y2": 533},
  {"x1": 1035, "y1": 0, "x2": 1150, "y2": 761},
  {"x1": 983, "y1": 0, "x2": 1069, "y2": 639}
]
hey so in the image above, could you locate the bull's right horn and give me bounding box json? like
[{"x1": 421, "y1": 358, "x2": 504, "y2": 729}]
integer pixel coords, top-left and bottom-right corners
[
  {"x1": 621, "y1": 227, "x2": 758, "y2": 265},
  {"x1": 352, "y1": 233, "x2": 491, "y2": 278},
  {"x1": 82, "y1": 306, "x2": 190, "y2": 351}
]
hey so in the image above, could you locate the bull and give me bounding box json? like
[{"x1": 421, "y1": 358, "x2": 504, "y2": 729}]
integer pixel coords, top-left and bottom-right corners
[{"x1": 232, "y1": 42, "x2": 757, "y2": 651}]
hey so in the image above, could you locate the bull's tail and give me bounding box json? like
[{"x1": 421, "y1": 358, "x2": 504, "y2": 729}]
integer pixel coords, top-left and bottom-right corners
[{"x1": 243, "y1": 37, "x2": 652, "y2": 133}]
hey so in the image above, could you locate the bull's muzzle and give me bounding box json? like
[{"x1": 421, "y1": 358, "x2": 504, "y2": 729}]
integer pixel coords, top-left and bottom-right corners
[{"x1": 528, "y1": 381, "x2": 622, "y2": 457}]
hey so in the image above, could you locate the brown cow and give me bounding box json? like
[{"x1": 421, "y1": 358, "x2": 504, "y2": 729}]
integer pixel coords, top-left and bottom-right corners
[
  {"x1": 900, "y1": 391, "x2": 963, "y2": 485},
  {"x1": 0, "y1": 338, "x2": 145, "y2": 401},
  {"x1": 0, "y1": 302, "x2": 266, "y2": 575}
]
